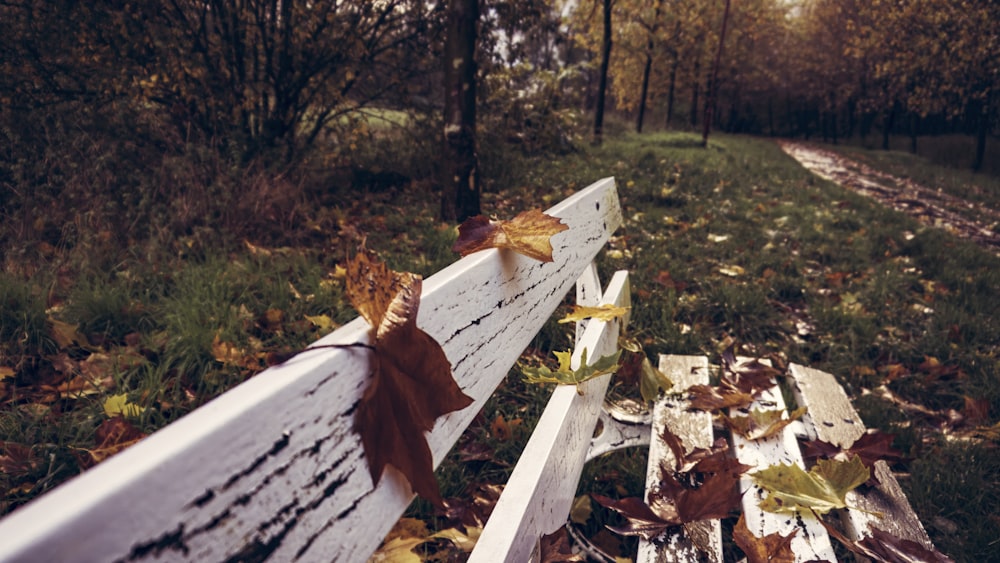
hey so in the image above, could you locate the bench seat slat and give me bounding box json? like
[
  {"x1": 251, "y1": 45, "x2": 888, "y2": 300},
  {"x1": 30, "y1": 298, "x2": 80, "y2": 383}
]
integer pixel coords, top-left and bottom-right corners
[
  {"x1": 730, "y1": 360, "x2": 837, "y2": 562},
  {"x1": 637, "y1": 355, "x2": 720, "y2": 563},
  {"x1": 0, "y1": 179, "x2": 622, "y2": 563},
  {"x1": 788, "y1": 364, "x2": 935, "y2": 549}
]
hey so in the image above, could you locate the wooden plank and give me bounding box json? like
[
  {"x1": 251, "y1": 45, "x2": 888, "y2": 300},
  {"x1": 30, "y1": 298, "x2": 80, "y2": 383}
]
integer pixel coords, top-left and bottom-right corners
[
  {"x1": 470, "y1": 271, "x2": 630, "y2": 563},
  {"x1": 637, "y1": 355, "x2": 721, "y2": 563},
  {"x1": 787, "y1": 364, "x2": 935, "y2": 549},
  {"x1": 0, "y1": 179, "x2": 622, "y2": 563},
  {"x1": 732, "y1": 361, "x2": 836, "y2": 562}
]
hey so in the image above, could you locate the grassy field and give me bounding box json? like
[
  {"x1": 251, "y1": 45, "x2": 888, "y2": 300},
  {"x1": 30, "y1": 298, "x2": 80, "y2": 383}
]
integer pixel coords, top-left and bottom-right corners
[{"x1": 1, "y1": 128, "x2": 998, "y2": 560}]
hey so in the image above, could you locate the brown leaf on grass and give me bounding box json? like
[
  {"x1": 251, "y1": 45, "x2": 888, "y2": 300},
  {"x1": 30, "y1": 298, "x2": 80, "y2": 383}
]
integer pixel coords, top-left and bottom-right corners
[
  {"x1": 489, "y1": 414, "x2": 522, "y2": 442},
  {"x1": 347, "y1": 246, "x2": 473, "y2": 507},
  {"x1": 733, "y1": 513, "x2": 797, "y2": 563},
  {"x1": 724, "y1": 407, "x2": 806, "y2": 441},
  {"x1": 821, "y1": 520, "x2": 955, "y2": 563},
  {"x1": 538, "y1": 526, "x2": 584, "y2": 562},
  {"x1": 962, "y1": 396, "x2": 990, "y2": 425},
  {"x1": 452, "y1": 209, "x2": 568, "y2": 262},
  {"x1": 0, "y1": 442, "x2": 42, "y2": 476},
  {"x1": 440, "y1": 483, "x2": 504, "y2": 530},
  {"x1": 75, "y1": 416, "x2": 147, "y2": 469}
]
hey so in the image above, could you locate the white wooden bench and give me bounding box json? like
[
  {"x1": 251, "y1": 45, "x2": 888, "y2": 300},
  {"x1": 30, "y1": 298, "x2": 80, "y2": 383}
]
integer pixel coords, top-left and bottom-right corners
[{"x1": 0, "y1": 177, "x2": 939, "y2": 562}]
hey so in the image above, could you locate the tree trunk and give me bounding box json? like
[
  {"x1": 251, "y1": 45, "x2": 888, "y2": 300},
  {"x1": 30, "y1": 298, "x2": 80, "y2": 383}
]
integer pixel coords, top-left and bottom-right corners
[
  {"x1": 441, "y1": 0, "x2": 480, "y2": 222},
  {"x1": 882, "y1": 103, "x2": 897, "y2": 151},
  {"x1": 909, "y1": 113, "x2": 919, "y2": 154},
  {"x1": 637, "y1": 52, "x2": 653, "y2": 133},
  {"x1": 702, "y1": 0, "x2": 731, "y2": 148},
  {"x1": 593, "y1": 0, "x2": 613, "y2": 145},
  {"x1": 666, "y1": 55, "x2": 678, "y2": 128},
  {"x1": 973, "y1": 93, "x2": 990, "y2": 171},
  {"x1": 636, "y1": 0, "x2": 663, "y2": 134},
  {"x1": 690, "y1": 58, "x2": 701, "y2": 127}
]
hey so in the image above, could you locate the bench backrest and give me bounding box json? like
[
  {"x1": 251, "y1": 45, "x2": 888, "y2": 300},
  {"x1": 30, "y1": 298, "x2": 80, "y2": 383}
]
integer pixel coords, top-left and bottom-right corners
[{"x1": 0, "y1": 178, "x2": 623, "y2": 562}]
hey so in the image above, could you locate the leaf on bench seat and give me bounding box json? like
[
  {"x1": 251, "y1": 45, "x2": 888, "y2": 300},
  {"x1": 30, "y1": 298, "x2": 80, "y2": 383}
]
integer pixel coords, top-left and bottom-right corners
[
  {"x1": 821, "y1": 521, "x2": 955, "y2": 563},
  {"x1": 733, "y1": 513, "x2": 797, "y2": 563},
  {"x1": 723, "y1": 407, "x2": 806, "y2": 441},
  {"x1": 451, "y1": 209, "x2": 568, "y2": 262},
  {"x1": 346, "y1": 245, "x2": 474, "y2": 507},
  {"x1": 687, "y1": 383, "x2": 756, "y2": 411},
  {"x1": 751, "y1": 455, "x2": 869, "y2": 515}
]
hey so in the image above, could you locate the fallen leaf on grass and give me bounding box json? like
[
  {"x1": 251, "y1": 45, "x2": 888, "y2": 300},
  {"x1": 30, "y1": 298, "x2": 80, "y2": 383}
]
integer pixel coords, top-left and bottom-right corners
[
  {"x1": 75, "y1": 416, "x2": 147, "y2": 469},
  {"x1": 103, "y1": 394, "x2": 144, "y2": 418},
  {"x1": 452, "y1": 209, "x2": 568, "y2": 262},
  {"x1": 48, "y1": 318, "x2": 91, "y2": 349},
  {"x1": 521, "y1": 348, "x2": 621, "y2": 387},
  {"x1": 0, "y1": 367, "x2": 14, "y2": 381},
  {"x1": 558, "y1": 304, "x2": 630, "y2": 324},
  {"x1": 431, "y1": 526, "x2": 482, "y2": 552},
  {"x1": 733, "y1": 513, "x2": 797, "y2": 563},
  {"x1": 0, "y1": 442, "x2": 42, "y2": 476},
  {"x1": 489, "y1": 414, "x2": 522, "y2": 441},
  {"x1": 538, "y1": 526, "x2": 585, "y2": 561},
  {"x1": 347, "y1": 245, "x2": 473, "y2": 507},
  {"x1": 752, "y1": 455, "x2": 869, "y2": 514},
  {"x1": 304, "y1": 314, "x2": 336, "y2": 331},
  {"x1": 724, "y1": 407, "x2": 806, "y2": 441}
]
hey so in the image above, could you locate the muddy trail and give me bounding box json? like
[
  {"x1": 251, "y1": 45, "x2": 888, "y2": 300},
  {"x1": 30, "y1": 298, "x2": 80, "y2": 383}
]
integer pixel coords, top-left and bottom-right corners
[{"x1": 779, "y1": 141, "x2": 1000, "y2": 255}]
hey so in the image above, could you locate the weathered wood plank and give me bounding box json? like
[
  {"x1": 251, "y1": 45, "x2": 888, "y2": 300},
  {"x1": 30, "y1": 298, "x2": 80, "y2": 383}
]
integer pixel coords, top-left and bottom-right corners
[
  {"x1": 732, "y1": 360, "x2": 836, "y2": 562},
  {"x1": 787, "y1": 363, "x2": 935, "y2": 549},
  {"x1": 637, "y1": 355, "x2": 720, "y2": 563},
  {"x1": 470, "y1": 271, "x2": 630, "y2": 563},
  {"x1": 0, "y1": 179, "x2": 622, "y2": 563}
]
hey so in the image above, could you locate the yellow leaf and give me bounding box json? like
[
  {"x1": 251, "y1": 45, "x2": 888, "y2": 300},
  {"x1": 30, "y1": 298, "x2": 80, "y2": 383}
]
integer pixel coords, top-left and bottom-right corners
[
  {"x1": 103, "y1": 394, "x2": 144, "y2": 418},
  {"x1": 0, "y1": 366, "x2": 14, "y2": 381},
  {"x1": 752, "y1": 455, "x2": 869, "y2": 514},
  {"x1": 368, "y1": 537, "x2": 425, "y2": 563},
  {"x1": 570, "y1": 495, "x2": 592, "y2": 525},
  {"x1": 304, "y1": 314, "x2": 336, "y2": 331},
  {"x1": 431, "y1": 527, "x2": 482, "y2": 552},
  {"x1": 718, "y1": 265, "x2": 745, "y2": 277},
  {"x1": 557, "y1": 304, "x2": 631, "y2": 324}
]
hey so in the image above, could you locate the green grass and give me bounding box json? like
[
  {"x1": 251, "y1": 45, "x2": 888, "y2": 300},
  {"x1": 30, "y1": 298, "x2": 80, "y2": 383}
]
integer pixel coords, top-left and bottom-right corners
[{"x1": 1, "y1": 124, "x2": 998, "y2": 560}]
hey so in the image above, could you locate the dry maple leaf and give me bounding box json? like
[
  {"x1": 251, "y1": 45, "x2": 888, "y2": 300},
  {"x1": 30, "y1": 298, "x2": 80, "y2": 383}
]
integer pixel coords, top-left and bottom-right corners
[
  {"x1": 557, "y1": 304, "x2": 630, "y2": 324},
  {"x1": 346, "y1": 246, "x2": 473, "y2": 507},
  {"x1": 821, "y1": 520, "x2": 955, "y2": 563},
  {"x1": 752, "y1": 455, "x2": 869, "y2": 515},
  {"x1": 801, "y1": 429, "x2": 906, "y2": 468},
  {"x1": 733, "y1": 513, "x2": 797, "y2": 563},
  {"x1": 451, "y1": 209, "x2": 569, "y2": 262},
  {"x1": 686, "y1": 383, "x2": 756, "y2": 411},
  {"x1": 724, "y1": 407, "x2": 807, "y2": 441}
]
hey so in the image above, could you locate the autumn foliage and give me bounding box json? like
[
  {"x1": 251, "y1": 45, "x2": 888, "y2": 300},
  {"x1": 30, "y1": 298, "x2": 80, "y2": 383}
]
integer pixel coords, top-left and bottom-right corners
[{"x1": 345, "y1": 245, "x2": 473, "y2": 506}]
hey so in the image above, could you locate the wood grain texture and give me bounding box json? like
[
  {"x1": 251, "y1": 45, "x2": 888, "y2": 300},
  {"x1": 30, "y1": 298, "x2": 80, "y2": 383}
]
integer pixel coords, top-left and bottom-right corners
[
  {"x1": 637, "y1": 355, "x2": 721, "y2": 563},
  {"x1": 0, "y1": 179, "x2": 622, "y2": 563},
  {"x1": 470, "y1": 270, "x2": 630, "y2": 563}
]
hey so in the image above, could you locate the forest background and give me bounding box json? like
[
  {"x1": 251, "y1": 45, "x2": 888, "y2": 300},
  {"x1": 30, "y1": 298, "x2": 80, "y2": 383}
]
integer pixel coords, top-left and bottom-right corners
[{"x1": 1, "y1": 0, "x2": 999, "y2": 560}]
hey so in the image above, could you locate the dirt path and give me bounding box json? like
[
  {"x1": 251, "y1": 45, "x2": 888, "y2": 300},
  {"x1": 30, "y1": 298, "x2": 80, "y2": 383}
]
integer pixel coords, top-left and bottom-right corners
[{"x1": 779, "y1": 141, "x2": 1000, "y2": 255}]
